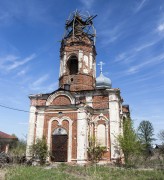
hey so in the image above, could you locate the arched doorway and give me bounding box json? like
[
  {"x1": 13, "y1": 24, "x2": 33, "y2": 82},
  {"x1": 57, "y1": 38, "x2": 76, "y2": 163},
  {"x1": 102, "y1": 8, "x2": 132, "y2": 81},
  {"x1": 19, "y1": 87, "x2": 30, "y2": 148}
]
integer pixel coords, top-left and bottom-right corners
[{"x1": 51, "y1": 127, "x2": 68, "y2": 162}]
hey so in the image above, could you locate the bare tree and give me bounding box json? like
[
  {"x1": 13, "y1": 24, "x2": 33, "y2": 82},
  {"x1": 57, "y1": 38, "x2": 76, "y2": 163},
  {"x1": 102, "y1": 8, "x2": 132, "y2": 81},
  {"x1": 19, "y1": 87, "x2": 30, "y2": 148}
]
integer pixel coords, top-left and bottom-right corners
[
  {"x1": 137, "y1": 120, "x2": 155, "y2": 159},
  {"x1": 137, "y1": 120, "x2": 155, "y2": 147},
  {"x1": 158, "y1": 130, "x2": 164, "y2": 143}
]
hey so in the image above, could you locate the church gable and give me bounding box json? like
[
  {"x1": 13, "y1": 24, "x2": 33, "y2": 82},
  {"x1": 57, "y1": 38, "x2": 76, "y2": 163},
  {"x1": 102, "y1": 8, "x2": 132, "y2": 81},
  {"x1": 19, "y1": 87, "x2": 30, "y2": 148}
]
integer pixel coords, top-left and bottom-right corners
[
  {"x1": 51, "y1": 95, "x2": 71, "y2": 106},
  {"x1": 46, "y1": 91, "x2": 75, "y2": 106}
]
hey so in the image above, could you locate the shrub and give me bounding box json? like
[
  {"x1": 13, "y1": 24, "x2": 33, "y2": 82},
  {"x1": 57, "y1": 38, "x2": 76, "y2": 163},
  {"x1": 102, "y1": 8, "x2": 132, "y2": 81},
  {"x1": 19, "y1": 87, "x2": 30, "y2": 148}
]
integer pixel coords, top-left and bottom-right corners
[
  {"x1": 9, "y1": 139, "x2": 26, "y2": 164},
  {"x1": 30, "y1": 137, "x2": 48, "y2": 165},
  {"x1": 87, "y1": 137, "x2": 106, "y2": 163}
]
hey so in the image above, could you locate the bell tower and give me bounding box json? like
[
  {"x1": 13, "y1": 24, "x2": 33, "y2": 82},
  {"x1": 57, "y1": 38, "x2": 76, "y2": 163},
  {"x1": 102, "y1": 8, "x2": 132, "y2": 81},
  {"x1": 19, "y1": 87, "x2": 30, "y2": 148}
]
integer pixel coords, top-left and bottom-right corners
[{"x1": 59, "y1": 11, "x2": 97, "y2": 91}]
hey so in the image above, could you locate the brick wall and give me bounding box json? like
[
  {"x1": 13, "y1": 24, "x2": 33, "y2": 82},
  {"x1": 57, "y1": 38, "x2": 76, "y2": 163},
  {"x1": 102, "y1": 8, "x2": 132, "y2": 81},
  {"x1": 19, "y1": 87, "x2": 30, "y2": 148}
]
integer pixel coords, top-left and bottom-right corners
[
  {"x1": 31, "y1": 99, "x2": 46, "y2": 106},
  {"x1": 92, "y1": 95, "x2": 109, "y2": 109},
  {"x1": 51, "y1": 95, "x2": 71, "y2": 105},
  {"x1": 59, "y1": 74, "x2": 95, "y2": 91}
]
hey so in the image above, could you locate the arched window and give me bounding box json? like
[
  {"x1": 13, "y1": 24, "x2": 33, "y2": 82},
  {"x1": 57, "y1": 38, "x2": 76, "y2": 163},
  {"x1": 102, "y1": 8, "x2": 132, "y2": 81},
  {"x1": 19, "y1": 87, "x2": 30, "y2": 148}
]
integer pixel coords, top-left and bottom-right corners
[{"x1": 67, "y1": 55, "x2": 78, "y2": 75}]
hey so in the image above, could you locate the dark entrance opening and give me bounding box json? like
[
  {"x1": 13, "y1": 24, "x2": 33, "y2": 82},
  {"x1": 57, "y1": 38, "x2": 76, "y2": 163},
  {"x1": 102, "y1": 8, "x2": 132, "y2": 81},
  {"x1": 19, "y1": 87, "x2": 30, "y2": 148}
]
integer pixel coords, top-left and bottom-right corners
[
  {"x1": 67, "y1": 55, "x2": 78, "y2": 75},
  {"x1": 51, "y1": 128, "x2": 68, "y2": 162}
]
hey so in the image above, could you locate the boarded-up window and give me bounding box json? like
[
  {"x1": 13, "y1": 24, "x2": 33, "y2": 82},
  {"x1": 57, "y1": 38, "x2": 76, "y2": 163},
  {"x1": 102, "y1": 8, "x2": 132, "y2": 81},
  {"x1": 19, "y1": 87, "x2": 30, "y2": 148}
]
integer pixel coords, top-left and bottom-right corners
[{"x1": 97, "y1": 124, "x2": 106, "y2": 146}]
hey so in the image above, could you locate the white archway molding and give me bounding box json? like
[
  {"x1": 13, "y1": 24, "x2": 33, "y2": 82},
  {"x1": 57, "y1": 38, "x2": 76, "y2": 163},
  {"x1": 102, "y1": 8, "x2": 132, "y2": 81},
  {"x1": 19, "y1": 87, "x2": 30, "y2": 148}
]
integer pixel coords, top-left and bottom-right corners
[
  {"x1": 92, "y1": 113, "x2": 109, "y2": 150},
  {"x1": 47, "y1": 116, "x2": 73, "y2": 162},
  {"x1": 46, "y1": 91, "x2": 75, "y2": 106},
  {"x1": 67, "y1": 53, "x2": 78, "y2": 60},
  {"x1": 52, "y1": 127, "x2": 67, "y2": 135},
  {"x1": 92, "y1": 113, "x2": 109, "y2": 123}
]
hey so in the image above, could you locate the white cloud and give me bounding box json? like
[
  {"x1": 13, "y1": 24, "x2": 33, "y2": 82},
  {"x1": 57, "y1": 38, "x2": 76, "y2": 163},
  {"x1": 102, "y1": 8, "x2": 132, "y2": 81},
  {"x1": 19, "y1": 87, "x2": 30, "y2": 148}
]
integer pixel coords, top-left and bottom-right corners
[
  {"x1": 18, "y1": 122, "x2": 28, "y2": 125},
  {"x1": 0, "y1": 53, "x2": 36, "y2": 72},
  {"x1": 99, "y1": 22, "x2": 125, "y2": 46},
  {"x1": 16, "y1": 67, "x2": 28, "y2": 76},
  {"x1": 114, "y1": 37, "x2": 160, "y2": 64},
  {"x1": 135, "y1": 41, "x2": 157, "y2": 52},
  {"x1": 126, "y1": 53, "x2": 164, "y2": 74},
  {"x1": 30, "y1": 76, "x2": 58, "y2": 93},
  {"x1": 155, "y1": 12, "x2": 164, "y2": 35},
  {"x1": 46, "y1": 82, "x2": 58, "y2": 92},
  {"x1": 7, "y1": 53, "x2": 36, "y2": 71},
  {"x1": 0, "y1": 55, "x2": 18, "y2": 64},
  {"x1": 157, "y1": 23, "x2": 164, "y2": 33},
  {"x1": 79, "y1": 0, "x2": 94, "y2": 9},
  {"x1": 0, "y1": 1, "x2": 57, "y2": 26},
  {"x1": 127, "y1": 67, "x2": 138, "y2": 74},
  {"x1": 135, "y1": 0, "x2": 148, "y2": 13},
  {"x1": 31, "y1": 74, "x2": 49, "y2": 88},
  {"x1": 114, "y1": 53, "x2": 135, "y2": 63}
]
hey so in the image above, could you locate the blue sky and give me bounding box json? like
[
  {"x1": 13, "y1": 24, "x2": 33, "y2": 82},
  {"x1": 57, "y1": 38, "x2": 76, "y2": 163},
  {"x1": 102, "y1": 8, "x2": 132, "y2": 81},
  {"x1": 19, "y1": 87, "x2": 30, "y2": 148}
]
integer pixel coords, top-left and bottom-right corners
[{"x1": 0, "y1": 0, "x2": 164, "y2": 143}]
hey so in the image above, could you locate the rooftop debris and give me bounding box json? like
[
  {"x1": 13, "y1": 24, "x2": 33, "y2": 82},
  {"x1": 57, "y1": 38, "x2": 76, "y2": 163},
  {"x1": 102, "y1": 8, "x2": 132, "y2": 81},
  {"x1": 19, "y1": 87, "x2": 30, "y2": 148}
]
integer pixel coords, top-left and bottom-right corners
[{"x1": 63, "y1": 10, "x2": 97, "y2": 45}]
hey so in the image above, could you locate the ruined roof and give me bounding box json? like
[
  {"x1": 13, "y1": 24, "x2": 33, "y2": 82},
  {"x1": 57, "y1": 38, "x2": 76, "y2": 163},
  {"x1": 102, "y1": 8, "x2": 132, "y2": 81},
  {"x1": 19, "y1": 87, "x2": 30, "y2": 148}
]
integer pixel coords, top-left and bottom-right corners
[
  {"x1": 0, "y1": 131, "x2": 17, "y2": 139},
  {"x1": 63, "y1": 10, "x2": 97, "y2": 45}
]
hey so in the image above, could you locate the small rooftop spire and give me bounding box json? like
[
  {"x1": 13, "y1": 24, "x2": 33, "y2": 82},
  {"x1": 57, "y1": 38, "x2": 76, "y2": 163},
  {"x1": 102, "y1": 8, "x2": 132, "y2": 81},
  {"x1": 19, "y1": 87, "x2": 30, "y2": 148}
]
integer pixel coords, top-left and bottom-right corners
[{"x1": 98, "y1": 61, "x2": 105, "y2": 74}]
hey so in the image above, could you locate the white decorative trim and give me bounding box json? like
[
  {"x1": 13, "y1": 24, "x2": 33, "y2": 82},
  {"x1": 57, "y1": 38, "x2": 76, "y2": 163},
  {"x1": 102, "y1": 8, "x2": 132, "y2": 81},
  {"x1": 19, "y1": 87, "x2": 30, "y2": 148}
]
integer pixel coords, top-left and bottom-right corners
[
  {"x1": 89, "y1": 53, "x2": 93, "y2": 70},
  {"x1": 92, "y1": 114, "x2": 109, "y2": 149},
  {"x1": 35, "y1": 111, "x2": 44, "y2": 140},
  {"x1": 77, "y1": 108, "x2": 88, "y2": 163},
  {"x1": 79, "y1": 50, "x2": 83, "y2": 70},
  {"x1": 85, "y1": 93, "x2": 93, "y2": 107},
  {"x1": 92, "y1": 113, "x2": 109, "y2": 123},
  {"x1": 46, "y1": 91, "x2": 75, "y2": 105},
  {"x1": 67, "y1": 53, "x2": 78, "y2": 60},
  {"x1": 26, "y1": 106, "x2": 36, "y2": 158},
  {"x1": 47, "y1": 116, "x2": 73, "y2": 162},
  {"x1": 109, "y1": 93, "x2": 121, "y2": 160},
  {"x1": 59, "y1": 59, "x2": 63, "y2": 77},
  {"x1": 105, "y1": 125, "x2": 109, "y2": 150},
  {"x1": 63, "y1": 52, "x2": 67, "y2": 74}
]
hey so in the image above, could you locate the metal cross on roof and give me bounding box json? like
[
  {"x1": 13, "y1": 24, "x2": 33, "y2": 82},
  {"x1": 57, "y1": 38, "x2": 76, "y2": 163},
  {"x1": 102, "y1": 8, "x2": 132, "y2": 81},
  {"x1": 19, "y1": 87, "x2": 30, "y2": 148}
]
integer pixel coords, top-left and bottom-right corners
[{"x1": 98, "y1": 61, "x2": 105, "y2": 73}]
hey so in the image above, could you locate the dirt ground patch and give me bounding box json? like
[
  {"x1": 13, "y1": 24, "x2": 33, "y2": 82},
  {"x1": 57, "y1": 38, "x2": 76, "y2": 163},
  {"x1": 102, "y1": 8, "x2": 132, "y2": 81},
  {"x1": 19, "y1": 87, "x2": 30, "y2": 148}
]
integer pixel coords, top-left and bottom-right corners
[{"x1": 0, "y1": 169, "x2": 6, "y2": 180}]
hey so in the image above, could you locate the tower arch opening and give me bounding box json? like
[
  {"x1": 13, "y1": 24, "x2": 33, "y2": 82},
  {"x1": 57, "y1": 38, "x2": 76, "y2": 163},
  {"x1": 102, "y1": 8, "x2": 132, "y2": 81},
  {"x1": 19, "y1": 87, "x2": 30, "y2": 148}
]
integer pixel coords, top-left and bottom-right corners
[{"x1": 67, "y1": 55, "x2": 78, "y2": 75}]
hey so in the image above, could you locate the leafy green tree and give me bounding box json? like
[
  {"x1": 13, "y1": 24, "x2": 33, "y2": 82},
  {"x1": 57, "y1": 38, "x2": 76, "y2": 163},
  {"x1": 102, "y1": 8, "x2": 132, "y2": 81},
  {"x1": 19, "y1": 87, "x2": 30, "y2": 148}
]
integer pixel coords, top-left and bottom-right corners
[
  {"x1": 30, "y1": 137, "x2": 48, "y2": 165},
  {"x1": 118, "y1": 117, "x2": 141, "y2": 164},
  {"x1": 137, "y1": 120, "x2": 155, "y2": 159}
]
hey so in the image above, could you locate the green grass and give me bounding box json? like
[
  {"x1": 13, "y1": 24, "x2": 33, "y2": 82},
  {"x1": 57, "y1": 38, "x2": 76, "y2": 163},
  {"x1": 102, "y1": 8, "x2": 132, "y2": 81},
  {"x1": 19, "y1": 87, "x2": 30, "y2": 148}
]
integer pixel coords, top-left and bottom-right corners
[
  {"x1": 5, "y1": 164, "x2": 164, "y2": 180},
  {"x1": 5, "y1": 165, "x2": 77, "y2": 180}
]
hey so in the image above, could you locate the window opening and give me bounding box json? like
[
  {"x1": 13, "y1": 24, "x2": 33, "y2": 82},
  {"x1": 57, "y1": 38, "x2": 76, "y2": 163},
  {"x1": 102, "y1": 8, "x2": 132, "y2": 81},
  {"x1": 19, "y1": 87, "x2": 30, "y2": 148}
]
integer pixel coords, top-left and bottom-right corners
[{"x1": 67, "y1": 56, "x2": 78, "y2": 75}]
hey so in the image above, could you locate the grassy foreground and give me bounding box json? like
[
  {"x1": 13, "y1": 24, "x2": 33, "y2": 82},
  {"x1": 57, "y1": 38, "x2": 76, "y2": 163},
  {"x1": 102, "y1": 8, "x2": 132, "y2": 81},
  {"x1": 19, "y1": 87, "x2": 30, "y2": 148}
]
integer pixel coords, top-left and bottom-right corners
[{"x1": 5, "y1": 164, "x2": 164, "y2": 180}]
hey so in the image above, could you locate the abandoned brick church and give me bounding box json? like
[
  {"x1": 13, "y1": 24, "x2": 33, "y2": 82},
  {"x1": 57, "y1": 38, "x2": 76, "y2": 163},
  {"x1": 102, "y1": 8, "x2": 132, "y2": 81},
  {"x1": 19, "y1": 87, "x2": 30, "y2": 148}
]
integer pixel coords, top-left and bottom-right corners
[{"x1": 26, "y1": 11, "x2": 129, "y2": 163}]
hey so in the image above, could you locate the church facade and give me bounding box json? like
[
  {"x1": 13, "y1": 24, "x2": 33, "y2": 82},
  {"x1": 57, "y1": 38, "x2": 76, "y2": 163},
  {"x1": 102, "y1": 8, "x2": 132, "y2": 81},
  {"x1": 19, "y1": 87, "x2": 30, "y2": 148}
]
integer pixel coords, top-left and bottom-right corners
[{"x1": 26, "y1": 12, "x2": 129, "y2": 164}]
